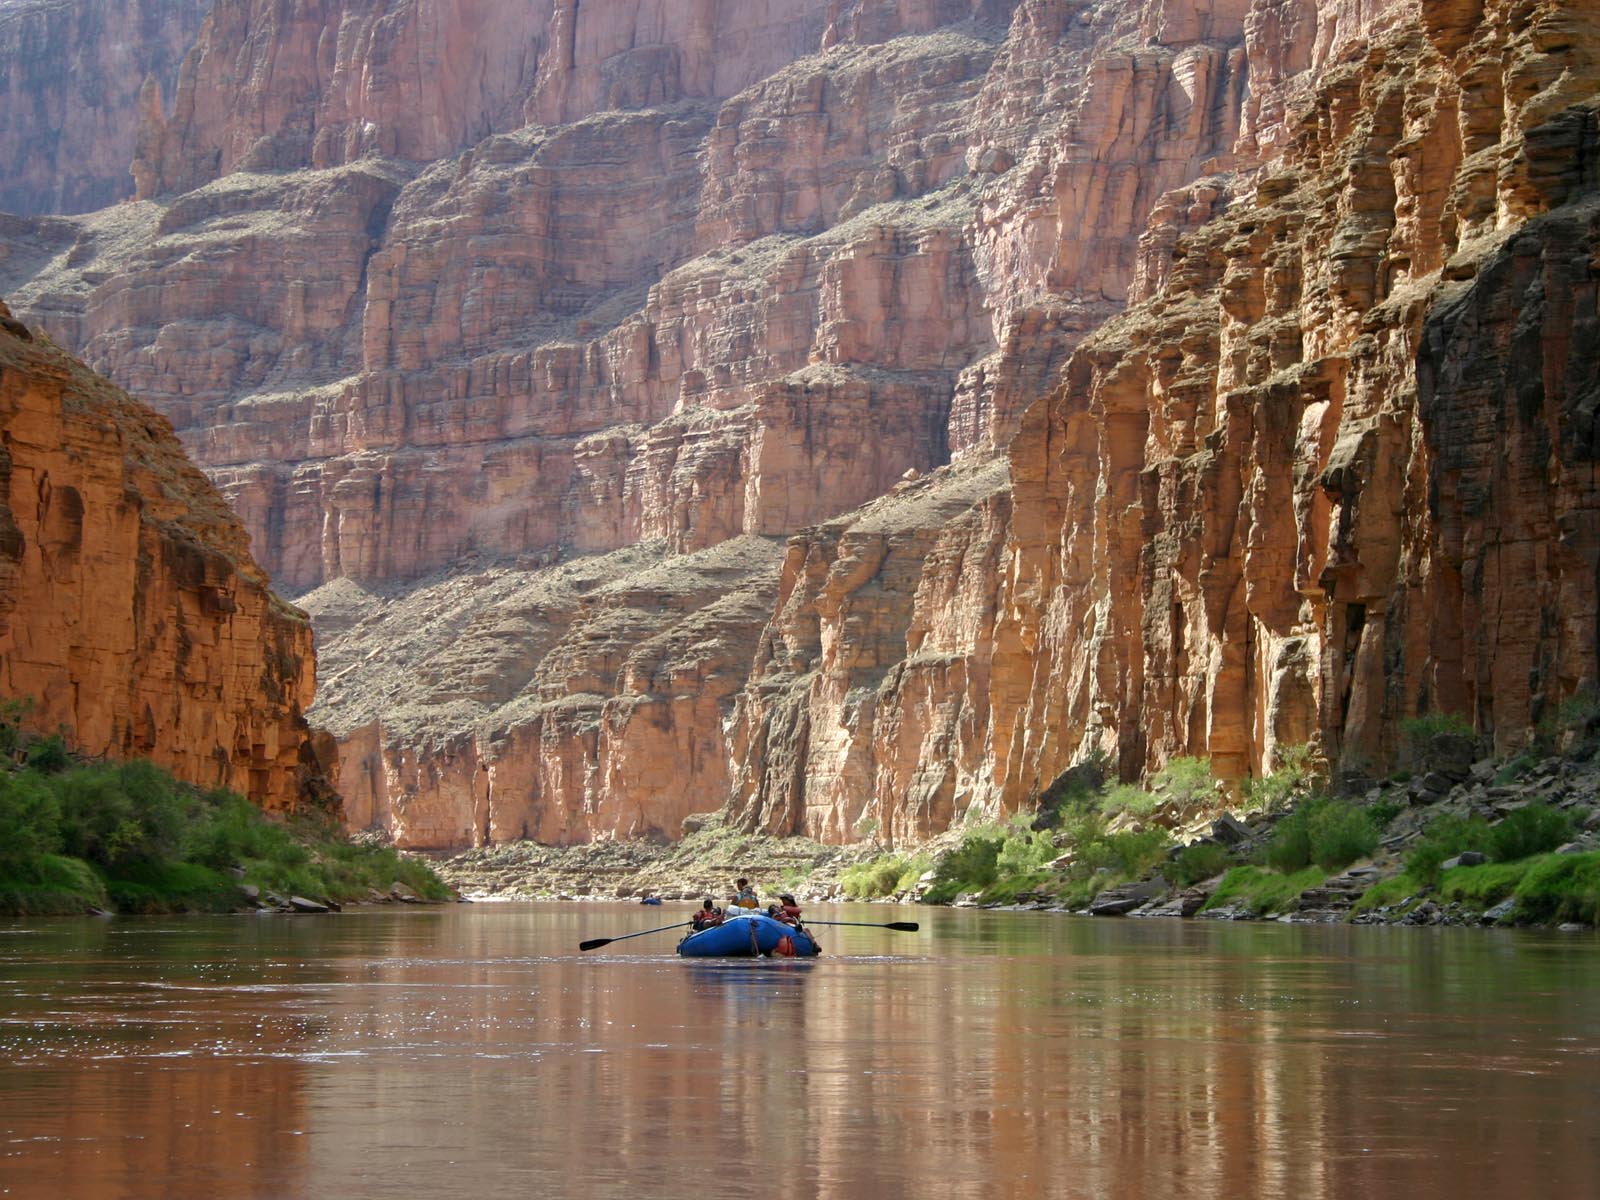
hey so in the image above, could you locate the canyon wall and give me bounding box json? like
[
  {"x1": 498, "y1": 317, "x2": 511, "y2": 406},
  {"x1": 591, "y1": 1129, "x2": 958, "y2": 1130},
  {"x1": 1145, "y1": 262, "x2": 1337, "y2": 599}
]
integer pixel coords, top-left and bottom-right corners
[
  {"x1": 2, "y1": 0, "x2": 1597, "y2": 848},
  {"x1": 0, "y1": 0, "x2": 211, "y2": 215},
  {"x1": 731, "y1": 0, "x2": 1600, "y2": 843},
  {"x1": 0, "y1": 302, "x2": 328, "y2": 812}
]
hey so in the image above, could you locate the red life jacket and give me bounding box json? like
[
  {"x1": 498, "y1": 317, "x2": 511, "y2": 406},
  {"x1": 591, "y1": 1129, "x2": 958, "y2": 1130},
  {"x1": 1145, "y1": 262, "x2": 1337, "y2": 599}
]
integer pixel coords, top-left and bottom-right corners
[
  {"x1": 778, "y1": 904, "x2": 802, "y2": 926},
  {"x1": 693, "y1": 910, "x2": 723, "y2": 929}
]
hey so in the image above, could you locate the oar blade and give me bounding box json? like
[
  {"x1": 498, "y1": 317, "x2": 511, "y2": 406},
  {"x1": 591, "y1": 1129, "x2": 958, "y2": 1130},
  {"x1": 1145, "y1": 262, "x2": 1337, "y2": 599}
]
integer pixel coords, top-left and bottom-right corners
[
  {"x1": 578, "y1": 938, "x2": 613, "y2": 952},
  {"x1": 884, "y1": 921, "x2": 920, "y2": 931}
]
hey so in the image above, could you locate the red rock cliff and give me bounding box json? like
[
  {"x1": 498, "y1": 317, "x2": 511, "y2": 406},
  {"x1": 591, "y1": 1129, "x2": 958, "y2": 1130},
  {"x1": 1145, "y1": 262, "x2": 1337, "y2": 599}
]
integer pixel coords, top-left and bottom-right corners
[
  {"x1": 0, "y1": 301, "x2": 326, "y2": 812},
  {"x1": 731, "y1": 0, "x2": 1600, "y2": 843},
  {"x1": 0, "y1": 0, "x2": 211, "y2": 215},
  {"x1": 2, "y1": 0, "x2": 1597, "y2": 848}
]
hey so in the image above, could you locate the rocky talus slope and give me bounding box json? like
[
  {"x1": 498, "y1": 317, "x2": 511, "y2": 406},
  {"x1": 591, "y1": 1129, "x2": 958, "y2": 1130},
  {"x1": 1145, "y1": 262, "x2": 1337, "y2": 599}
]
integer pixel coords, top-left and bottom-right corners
[
  {"x1": 2, "y1": 0, "x2": 1598, "y2": 852},
  {"x1": 0, "y1": 301, "x2": 330, "y2": 812}
]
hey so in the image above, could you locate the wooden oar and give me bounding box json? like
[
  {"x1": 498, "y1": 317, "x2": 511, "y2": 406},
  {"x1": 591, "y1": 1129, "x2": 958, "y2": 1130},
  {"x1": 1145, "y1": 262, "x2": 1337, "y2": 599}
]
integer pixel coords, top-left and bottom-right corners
[
  {"x1": 801, "y1": 919, "x2": 919, "y2": 932},
  {"x1": 579, "y1": 921, "x2": 687, "y2": 952}
]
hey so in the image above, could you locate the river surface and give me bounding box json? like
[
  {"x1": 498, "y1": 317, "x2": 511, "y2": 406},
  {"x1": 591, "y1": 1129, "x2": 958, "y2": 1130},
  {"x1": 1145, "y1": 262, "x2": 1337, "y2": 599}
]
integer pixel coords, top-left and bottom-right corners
[{"x1": 3, "y1": 903, "x2": 1600, "y2": 1198}]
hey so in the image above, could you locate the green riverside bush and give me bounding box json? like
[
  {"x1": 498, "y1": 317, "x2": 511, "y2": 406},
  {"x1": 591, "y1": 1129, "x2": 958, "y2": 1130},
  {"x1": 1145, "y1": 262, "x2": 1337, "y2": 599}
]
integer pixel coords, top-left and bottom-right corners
[
  {"x1": 1406, "y1": 813, "x2": 1492, "y2": 886},
  {"x1": 1171, "y1": 842, "x2": 1232, "y2": 887},
  {"x1": 1512, "y1": 853, "x2": 1600, "y2": 925},
  {"x1": 1100, "y1": 783, "x2": 1159, "y2": 818},
  {"x1": 1307, "y1": 803, "x2": 1379, "y2": 871},
  {"x1": 1153, "y1": 756, "x2": 1215, "y2": 806},
  {"x1": 1487, "y1": 803, "x2": 1574, "y2": 863},
  {"x1": 0, "y1": 736, "x2": 450, "y2": 914}
]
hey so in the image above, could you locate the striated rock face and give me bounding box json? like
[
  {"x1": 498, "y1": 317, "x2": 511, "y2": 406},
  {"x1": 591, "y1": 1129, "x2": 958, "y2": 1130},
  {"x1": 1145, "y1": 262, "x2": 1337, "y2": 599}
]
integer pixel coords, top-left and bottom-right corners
[
  {"x1": 991, "y1": 0, "x2": 1600, "y2": 799},
  {"x1": 0, "y1": 0, "x2": 211, "y2": 215},
  {"x1": 728, "y1": 0, "x2": 1600, "y2": 842},
  {"x1": 0, "y1": 301, "x2": 327, "y2": 812},
  {"x1": 4, "y1": 0, "x2": 1597, "y2": 849},
  {"x1": 303, "y1": 537, "x2": 783, "y2": 847}
]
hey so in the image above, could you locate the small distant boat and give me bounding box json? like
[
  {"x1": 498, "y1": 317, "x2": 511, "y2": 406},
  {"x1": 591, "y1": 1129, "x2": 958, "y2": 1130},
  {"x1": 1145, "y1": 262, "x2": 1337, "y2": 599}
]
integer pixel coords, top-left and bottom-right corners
[
  {"x1": 677, "y1": 912, "x2": 820, "y2": 958},
  {"x1": 638, "y1": 896, "x2": 663, "y2": 905}
]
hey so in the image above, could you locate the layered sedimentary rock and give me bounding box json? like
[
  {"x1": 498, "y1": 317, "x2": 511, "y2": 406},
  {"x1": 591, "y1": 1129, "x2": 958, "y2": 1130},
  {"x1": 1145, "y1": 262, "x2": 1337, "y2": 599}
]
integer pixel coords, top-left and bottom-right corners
[
  {"x1": 0, "y1": 0, "x2": 211, "y2": 215},
  {"x1": 4, "y1": 0, "x2": 1597, "y2": 849},
  {"x1": 0, "y1": 302, "x2": 326, "y2": 811},
  {"x1": 1, "y1": 0, "x2": 1261, "y2": 846},
  {"x1": 731, "y1": 0, "x2": 1600, "y2": 843},
  {"x1": 304, "y1": 537, "x2": 783, "y2": 845}
]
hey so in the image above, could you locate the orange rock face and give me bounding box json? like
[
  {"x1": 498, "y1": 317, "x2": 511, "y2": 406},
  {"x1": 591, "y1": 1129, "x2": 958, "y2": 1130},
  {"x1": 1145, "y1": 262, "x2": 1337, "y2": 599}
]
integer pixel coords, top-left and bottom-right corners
[
  {"x1": 0, "y1": 303, "x2": 325, "y2": 813},
  {"x1": 3, "y1": 0, "x2": 1598, "y2": 849},
  {"x1": 730, "y1": 0, "x2": 1600, "y2": 842}
]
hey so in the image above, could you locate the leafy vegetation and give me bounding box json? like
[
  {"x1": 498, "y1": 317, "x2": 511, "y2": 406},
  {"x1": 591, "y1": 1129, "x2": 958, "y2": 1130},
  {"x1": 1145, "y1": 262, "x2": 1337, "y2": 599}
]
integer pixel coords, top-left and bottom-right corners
[
  {"x1": 1263, "y1": 798, "x2": 1378, "y2": 873},
  {"x1": 1100, "y1": 782, "x2": 1159, "y2": 818},
  {"x1": 1365, "y1": 799, "x2": 1403, "y2": 831},
  {"x1": 1170, "y1": 841, "x2": 1233, "y2": 887},
  {"x1": 1486, "y1": 803, "x2": 1574, "y2": 863},
  {"x1": 1201, "y1": 866, "x2": 1325, "y2": 916},
  {"x1": 1153, "y1": 756, "x2": 1216, "y2": 807},
  {"x1": 840, "y1": 852, "x2": 931, "y2": 900},
  {"x1": 1405, "y1": 812, "x2": 1492, "y2": 886},
  {"x1": 1509, "y1": 852, "x2": 1600, "y2": 925},
  {"x1": 1241, "y1": 744, "x2": 1320, "y2": 815},
  {"x1": 0, "y1": 704, "x2": 448, "y2": 915}
]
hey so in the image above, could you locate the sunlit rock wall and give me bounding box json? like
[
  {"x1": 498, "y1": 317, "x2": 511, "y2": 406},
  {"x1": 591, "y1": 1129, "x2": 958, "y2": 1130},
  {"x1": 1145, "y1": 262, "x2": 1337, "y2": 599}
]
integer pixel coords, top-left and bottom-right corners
[
  {"x1": 0, "y1": 302, "x2": 327, "y2": 811},
  {"x1": 4, "y1": 0, "x2": 1597, "y2": 848}
]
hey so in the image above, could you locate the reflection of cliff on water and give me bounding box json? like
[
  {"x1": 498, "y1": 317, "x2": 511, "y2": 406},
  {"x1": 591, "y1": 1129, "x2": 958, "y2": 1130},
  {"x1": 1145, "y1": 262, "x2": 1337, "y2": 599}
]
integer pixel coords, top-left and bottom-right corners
[
  {"x1": 0, "y1": 917, "x2": 318, "y2": 1198},
  {"x1": 3, "y1": 905, "x2": 1600, "y2": 1199}
]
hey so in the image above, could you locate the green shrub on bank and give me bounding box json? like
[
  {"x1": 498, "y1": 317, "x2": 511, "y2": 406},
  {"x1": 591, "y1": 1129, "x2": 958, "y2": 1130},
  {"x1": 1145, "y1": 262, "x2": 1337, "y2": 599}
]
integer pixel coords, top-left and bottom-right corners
[
  {"x1": 1100, "y1": 783, "x2": 1158, "y2": 819},
  {"x1": 996, "y1": 818, "x2": 1058, "y2": 877},
  {"x1": 0, "y1": 853, "x2": 109, "y2": 915},
  {"x1": 0, "y1": 771, "x2": 63, "y2": 866},
  {"x1": 841, "y1": 852, "x2": 931, "y2": 900},
  {"x1": 1074, "y1": 825, "x2": 1169, "y2": 879},
  {"x1": 1265, "y1": 798, "x2": 1377, "y2": 873},
  {"x1": 1510, "y1": 852, "x2": 1600, "y2": 925},
  {"x1": 1153, "y1": 756, "x2": 1215, "y2": 807},
  {"x1": 1486, "y1": 803, "x2": 1574, "y2": 863},
  {"x1": 1171, "y1": 842, "x2": 1233, "y2": 887},
  {"x1": 924, "y1": 816, "x2": 1059, "y2": 903},
  {"x1": 1308, "y1": 803, "x2": 1380, "y2": 870},
  {"x1": 1365, "y1": 799, "x2": 1403, "y2": 830},
  {"x1": 1242, "y1": 744, "x2": 1320, "y2": 815},
  {"x1": 0, "y1": 726, "x2": 449, "y2": 914},
  {"x1": 1201, "y1": 866, "x2": 1324, "y2": 915},
  {"x1": 1406, "y1": 813, "x2": 1492, "y2": 885}
]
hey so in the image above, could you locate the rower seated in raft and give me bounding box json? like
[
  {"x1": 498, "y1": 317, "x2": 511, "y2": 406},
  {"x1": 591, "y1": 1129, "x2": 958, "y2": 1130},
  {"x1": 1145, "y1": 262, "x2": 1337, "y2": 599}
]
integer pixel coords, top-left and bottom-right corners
[
  {"x1": 690, "y1": 899, "x2": 724, "y2": 930},
  {"x1": 772, "y1": 894, "x2": 803, "y2": 927}
]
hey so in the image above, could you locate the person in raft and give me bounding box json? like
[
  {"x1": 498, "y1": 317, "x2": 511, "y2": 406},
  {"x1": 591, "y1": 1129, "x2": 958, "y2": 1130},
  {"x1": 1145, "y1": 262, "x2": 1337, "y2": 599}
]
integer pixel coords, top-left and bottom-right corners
[
  {"x1": 691, "y1": 899, "x2": 723, "y2": 930},
  {"x1": 733, "y1": 878, "x2": 760, "y2": 909},
  {"x1": 774, "y1": 894, "x2": 803, "y2": 927}
]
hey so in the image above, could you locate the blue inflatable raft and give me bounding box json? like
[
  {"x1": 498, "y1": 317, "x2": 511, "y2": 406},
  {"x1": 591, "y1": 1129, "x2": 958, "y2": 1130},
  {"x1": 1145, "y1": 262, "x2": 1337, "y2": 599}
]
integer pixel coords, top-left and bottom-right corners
[{"x1": 677, "y1": 913, "x2": 821, "y2": 958}]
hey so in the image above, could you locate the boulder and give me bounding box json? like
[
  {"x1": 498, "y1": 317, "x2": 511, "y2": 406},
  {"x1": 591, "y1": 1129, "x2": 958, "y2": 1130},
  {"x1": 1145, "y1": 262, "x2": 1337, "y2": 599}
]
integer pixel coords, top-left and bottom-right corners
[{"x1": 1210, "y1": 813, "x2": 1250, "y2": 846}]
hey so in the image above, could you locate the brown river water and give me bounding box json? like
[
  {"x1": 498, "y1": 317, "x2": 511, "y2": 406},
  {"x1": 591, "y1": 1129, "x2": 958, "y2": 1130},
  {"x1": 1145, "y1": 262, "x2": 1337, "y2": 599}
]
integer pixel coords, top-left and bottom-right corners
[{"x1": 2, "y1": 903, "x2": 1599, "y2": 1199}]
